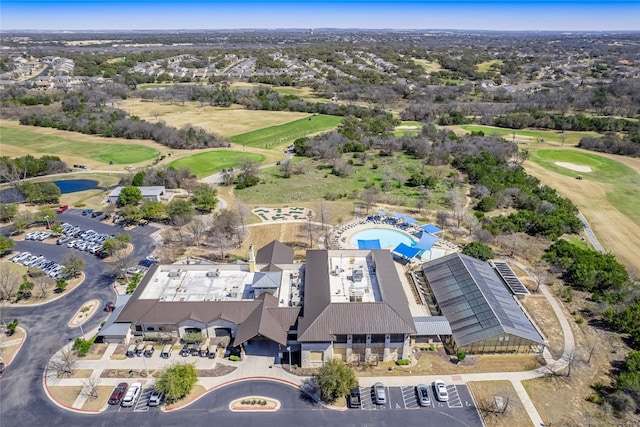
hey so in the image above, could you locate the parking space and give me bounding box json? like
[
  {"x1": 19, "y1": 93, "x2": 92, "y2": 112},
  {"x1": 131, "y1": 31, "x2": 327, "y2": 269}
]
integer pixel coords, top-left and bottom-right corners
[
  {"x1": 358, "y1": 384, "x2": 472, "y2": 412},
  {"x1": 401, "y1": 386, "x2": 421, "y2": 409},
  {"x1": 133, "y1": 387, "x2": 154, "y2": 412}
]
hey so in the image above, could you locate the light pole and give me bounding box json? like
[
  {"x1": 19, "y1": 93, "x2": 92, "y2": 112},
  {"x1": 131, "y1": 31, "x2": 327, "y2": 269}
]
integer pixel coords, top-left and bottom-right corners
[
  {"x1": 79, "y1": 323, "x2": 85, "y2": 339},
  {"x1": 286, "y1": 346, "x2": 292, "y2": 368},
  {"x1": 44, "y1": 215, "x2": 50, "y2": 229}
]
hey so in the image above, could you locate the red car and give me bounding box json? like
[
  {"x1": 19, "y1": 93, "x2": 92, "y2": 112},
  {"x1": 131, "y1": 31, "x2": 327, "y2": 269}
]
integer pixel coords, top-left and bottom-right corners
[
  {"x1": 56, "y1": 205, "x2": 69, "y2": 214},
  {"x1": 108, "y1": 382, "x2": 128, "y2": 405}
]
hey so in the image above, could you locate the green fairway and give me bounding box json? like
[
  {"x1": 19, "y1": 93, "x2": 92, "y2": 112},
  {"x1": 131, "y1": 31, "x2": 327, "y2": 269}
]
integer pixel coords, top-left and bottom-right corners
[
  {"x1": 459, "y1": 125, "x2": 599, "y2": 145},
  {"x1": 230, "y1": 115, "x2": 342, "y2": 148},
  {"x1": 167, "y1": 150, "x2": 265, "y2": 179},
  {"x1": 529, "y1": 149, "x2": 640, "y2": 225},
  {"x1": 0, "y1": 126, "x2": 158, "y2": 164}
]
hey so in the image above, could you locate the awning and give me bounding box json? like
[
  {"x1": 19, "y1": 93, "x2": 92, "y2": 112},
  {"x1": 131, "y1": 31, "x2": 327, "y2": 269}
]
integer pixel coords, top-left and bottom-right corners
[
  {"x1": 420, "y1": 223, "x2": 443, "y2": 234},
  {"x1": 415, "y1": 232, "x2": 439, "y2": 251},
  {"x1": 375, "y1": 210, "x2": 387, "y2": 216},
  {"x1": 392, "y1": 243, "x2": 421, "y2": 259},
  {"x1": 403, "y1": 215, "x2": 418, "y2": 225},
  {"x1": 358, "y1": 239, "x2": 381, "y2": 250},
  {"x1": 390, "y1": 212, "x2": 403, "y2": 219}
]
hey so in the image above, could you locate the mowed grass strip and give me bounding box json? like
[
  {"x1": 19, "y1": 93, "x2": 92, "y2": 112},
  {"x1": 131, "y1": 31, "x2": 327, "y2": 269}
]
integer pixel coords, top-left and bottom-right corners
[
  {"x1": 168, "y1": 150, "x2": 265, "y2": 179},
  {"x1": 230, "y1": 115, "x2": 342, "y2": 148},
  {"x1": 0, "y1": 126, "x2": 158, "y2": 164},
  {"x1": 529, "y1": 149, "x2": 638, "y2": 183},
  {"x1": 458, "y1": 125, "x2": 599, "y2": 145}
]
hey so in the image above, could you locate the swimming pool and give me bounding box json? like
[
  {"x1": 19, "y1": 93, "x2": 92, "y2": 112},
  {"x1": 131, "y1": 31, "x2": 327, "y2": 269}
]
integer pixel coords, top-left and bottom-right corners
[{"x1": 349, "y1": 228, "x2": 416, "y2": 249}]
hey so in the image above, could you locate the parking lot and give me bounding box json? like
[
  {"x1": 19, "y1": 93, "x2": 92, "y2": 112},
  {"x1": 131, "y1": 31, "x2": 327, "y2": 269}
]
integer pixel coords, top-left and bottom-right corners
[{"x1": 358, "y1": 384, "x2": 473, "y2": 411}]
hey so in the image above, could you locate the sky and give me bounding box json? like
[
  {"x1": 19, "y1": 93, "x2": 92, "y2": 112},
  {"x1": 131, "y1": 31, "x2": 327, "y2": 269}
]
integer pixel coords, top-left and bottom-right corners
[{"x1": 1, "y1": 1, "x2": 639, "y2": 32}]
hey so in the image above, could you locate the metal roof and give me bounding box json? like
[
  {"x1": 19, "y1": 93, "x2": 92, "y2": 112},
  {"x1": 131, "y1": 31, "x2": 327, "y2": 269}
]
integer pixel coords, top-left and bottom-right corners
[
  {"x1": 421, "y1": 253, "x2": 544, "y2": 347},
  {"x1": 98, "y1": 294, "x2": 133, "y2": 338},
  {"x1": 491, "y1": 261, "x2": 530, "y2": 295},
  {"x1": 413, "y1": 316, "x2": 453, "y2": 336}
]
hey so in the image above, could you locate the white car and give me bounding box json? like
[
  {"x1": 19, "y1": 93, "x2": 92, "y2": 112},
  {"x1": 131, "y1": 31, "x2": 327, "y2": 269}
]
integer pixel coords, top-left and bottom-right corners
[
  {"x1": 433, "y1": 380, "x2": 449, "y2": 402},
  {"x1": 121, "y1": 382, "x2": 141, "y2": 407}
]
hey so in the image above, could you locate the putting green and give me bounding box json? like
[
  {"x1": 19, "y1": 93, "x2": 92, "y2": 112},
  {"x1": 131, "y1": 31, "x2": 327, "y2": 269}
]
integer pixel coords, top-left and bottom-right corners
[
  {"x1": 529, "y1": 150, "x2": 636, "y2": 183},
  {"x1": 168, "y1": 150, "x2": 265, "y2": 179}
]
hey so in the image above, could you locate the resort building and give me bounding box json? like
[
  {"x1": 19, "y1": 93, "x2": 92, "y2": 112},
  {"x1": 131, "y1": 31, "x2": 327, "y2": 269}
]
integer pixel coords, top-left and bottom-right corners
[
  {"x1": 107, "y1": 186, "x2": 166, "y2": 204},
  {"x1": 421, "y1": 253, "x2": 546, "y2": 354},
  {"x1": 102, "y1": 241, "x2": 415, "y2": 367}
]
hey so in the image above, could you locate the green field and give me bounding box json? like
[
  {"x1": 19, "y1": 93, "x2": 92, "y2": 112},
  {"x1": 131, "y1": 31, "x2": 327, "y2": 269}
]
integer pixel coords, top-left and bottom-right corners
[
  {"x1": 529, "y1": 149, "x2": 640, "y2": 225},
  {"x1": 230, "y1": 115, "x2": 342, "y2": 148},
  {"x1": 0, "y1": 126, "x2": 158, "y2": 164},
  {"x1": 236, "y1": 153, "x2": 450, "y2": 208},
  {"x1": 168, "y1": 150, "x2": 265, "y2": 179},
  {"x1": 458, "y1": 125, "x2": 599, "y2": 145}
]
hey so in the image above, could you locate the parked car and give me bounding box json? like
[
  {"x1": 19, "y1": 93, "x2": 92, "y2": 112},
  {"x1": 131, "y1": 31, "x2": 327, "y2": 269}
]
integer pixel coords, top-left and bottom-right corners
[
  {"x1": 108, "y1": 382, "x2": 128, "y2": 405},
  {"x1": 433, "y1": 380, "x2": 449, "y2": 402},
  {"x1": 56, "y1": 205, "x2": 69, "y2": 214},
  {"x1": 81, "y1": 208, "x2": 93, "y2": 216},
  {"x1": 105, "y1": 301, "x2": 115, "y2": 312},
  {"x1": 91, "y1": 211, "x2": 103, "y2": 218},
  {"x1": 373, "y1": 382, "x2": 386, "y2": 404},
  {"x1": 349, "y1": 387, "x2": 361, "y2": 408},
  {"x1": 416, "y1": 384, "x2": 431, "y2": 407},
  {"x1": 148, "y1": 389, "x2": 164, "y2": 407},
  {"x1": 180, "y1": 344, "x2": 190, "y2": 357},
  {"x1": 57, "y1": 236, "x2": 71, "y2": 245},
  {"x1": 121, "y1": 382, "x2": 141, "y2": 407}
]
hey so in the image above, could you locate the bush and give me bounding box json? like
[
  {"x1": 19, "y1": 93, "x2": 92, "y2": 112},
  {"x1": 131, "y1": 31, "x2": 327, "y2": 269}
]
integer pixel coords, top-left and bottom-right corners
[
  {"x1": 395, "y1": 359, "x2": 410, "y2": 365},
  {"x1": 314, "y1": 359, "x2": 358, "y2": 403},
  {"x1": 457, "y1": 351, "x2": 467, "y2": 362},
  {"x1": 229, "y1": 355, "x2": 240, "y2": 362},
  {"x1": 575, "y1": 316, "x2": 584, "y2": 324},
  {"x1": 182, "y1": 332, "x2": 203, "y2": 344},
  {"x1": 461, "y1": 241, "x2": 495, "y2": 261},
  {"x1": 73, "y1": 336, "x2": 96, "y2": 357},
  {"x1": 155, "y1": 363, "x2": 198, "y2": 402}
]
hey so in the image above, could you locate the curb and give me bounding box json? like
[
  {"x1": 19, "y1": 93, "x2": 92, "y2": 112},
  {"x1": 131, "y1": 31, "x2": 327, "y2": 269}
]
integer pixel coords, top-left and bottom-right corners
[
  {"x1": 164, "y1": 376, "x2": 303, "y2": 412},
  {"x1": 3, "y1": 326, "x2": 28, "y2": 367},
  {"x1": 6, "y1": 271, "x2": 86, "y2": 308}
]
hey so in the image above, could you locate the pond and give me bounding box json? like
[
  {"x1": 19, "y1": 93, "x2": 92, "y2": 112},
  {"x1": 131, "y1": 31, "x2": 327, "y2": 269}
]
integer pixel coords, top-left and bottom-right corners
[{"x1": 53, "y1": 179, "x2": 100, "y2": 194}]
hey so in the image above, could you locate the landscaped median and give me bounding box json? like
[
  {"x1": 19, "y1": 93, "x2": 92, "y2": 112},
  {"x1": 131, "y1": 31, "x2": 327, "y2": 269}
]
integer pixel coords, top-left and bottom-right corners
[{"x1": 229, "y1": 396, "x2": 280, "y2": 412}]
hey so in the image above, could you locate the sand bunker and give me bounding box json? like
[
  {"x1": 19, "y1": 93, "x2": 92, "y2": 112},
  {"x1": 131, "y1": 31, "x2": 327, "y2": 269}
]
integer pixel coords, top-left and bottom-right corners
[{"x1": 554, "y1": 162, "x2": 592, "y2": 173}]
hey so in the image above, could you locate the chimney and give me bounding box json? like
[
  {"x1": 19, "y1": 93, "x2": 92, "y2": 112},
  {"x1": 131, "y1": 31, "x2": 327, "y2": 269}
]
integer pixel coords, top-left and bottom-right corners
[{"x1": 249, "y1": 244, "x2": 255, "y2": 273}]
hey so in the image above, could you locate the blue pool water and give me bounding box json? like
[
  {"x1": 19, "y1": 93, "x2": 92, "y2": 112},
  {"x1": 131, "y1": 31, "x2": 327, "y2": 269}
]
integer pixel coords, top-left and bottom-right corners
[{"x1": 350, "y1": 228, "x2": 416, "y2": 249}]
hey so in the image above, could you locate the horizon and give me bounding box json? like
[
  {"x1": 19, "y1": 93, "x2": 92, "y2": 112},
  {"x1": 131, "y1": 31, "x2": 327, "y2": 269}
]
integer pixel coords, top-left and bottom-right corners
[{"x1": 1, "y1": 1, "x2": 639, "y2": 32}]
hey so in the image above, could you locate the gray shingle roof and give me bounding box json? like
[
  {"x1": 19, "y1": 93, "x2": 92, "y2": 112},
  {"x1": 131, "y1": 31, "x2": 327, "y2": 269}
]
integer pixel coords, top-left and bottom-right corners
[
  {"x1": 421, "y1": 253, "x2": 544, "y2": 347},
  {"x1": 256, "y1": 240, "x2": 294, "y2": 264},
  {"x1": 297, "y1": 250, "x2": 416, "y2": 342}
]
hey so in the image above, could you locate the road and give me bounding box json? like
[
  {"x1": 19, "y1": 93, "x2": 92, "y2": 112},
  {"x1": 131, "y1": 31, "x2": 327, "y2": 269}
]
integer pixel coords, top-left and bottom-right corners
[{"x1": 577, "y1": 211, "x2": 606, "y2": 254}]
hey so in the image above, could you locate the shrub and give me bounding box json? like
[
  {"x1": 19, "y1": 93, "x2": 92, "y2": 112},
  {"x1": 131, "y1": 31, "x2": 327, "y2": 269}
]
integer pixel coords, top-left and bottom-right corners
[
  {"x1": 395, "y1": 359, "x2": 410, "y2": 365},
  {"x1": 575, "y1": 316, "x2": 584, "y2": 324},
  {"x1": 229, "y1": 355, "x2": 240, "y2": 362},
  {"x1": 457, "y1": 351, "x2": 467, "y2": 362}
]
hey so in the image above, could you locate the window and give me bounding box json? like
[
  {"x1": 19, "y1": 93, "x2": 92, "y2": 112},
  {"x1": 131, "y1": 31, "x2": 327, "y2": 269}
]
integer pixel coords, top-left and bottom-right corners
[
  {"x1": 146, "y1": 327, "x2": 155, "y2": 332},
  {"x1": 135, "y1": 325, "x2": 142, "y2": 332},
  {"x1": 389, "y1": 334, "x2": 405, "y2": 343},
  {"x1": 370, "y1": 334, "x2": 385, "y2": 344},
  {"x1": 334, "y1": 335, "x2": 347, "y2": 343},
  {"x1": 352, "y1": 334, "x2": 367, "y2": 344},
  {"x1": 310, "y1": 351, "x2": 323, "y2": 362}
]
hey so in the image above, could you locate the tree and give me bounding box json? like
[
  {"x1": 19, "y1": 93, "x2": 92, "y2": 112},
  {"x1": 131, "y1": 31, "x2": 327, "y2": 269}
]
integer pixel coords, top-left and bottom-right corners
[
  {"x1": 186, "y1": 217, "x2": 209, "y2": 247},
  {"x1": 49, "y1": 348, "x2": 78, "y2": 378},
  {"x1": 462, "y1": 242, "x2": 495, "y2": 261},
  {"x1": 0, "y1": 267, "x2": 20, "y2": 302},
  {"x1": 141, "y1": 200, "x2": 167, "y2": 221},
  {"x1": 62, "y1": 254, "x2": 85, "y2": 278},
  {"x1": 360, "y1": 187, "x2": 379, "y2": 215},
  {"x1": 166, "y1": 199, "x2": 195, "y2": 223},
  {"x1": 530, "y1": 261, "x2": 551, "y2": 292},
  {"x1": 132, "y1": 171, "x2": 146, "y2": 186},
  {"x1": 83, "y1": 376, "x2": 101, "y2": 400},
  {"x1": 314, "y1": 359, "x2": 358, "y2": 403},
  {"x1": 191, "y1": 183, "x2": 218, "y2": 212},
  {"x1": 118, "y1": 185, "x2": 143, "y2": 206},
  {"x1": 279, "y1": 160, "x2": 292, "y2": 178},
  {"x1": 0, "y1": 235, "x2": 15, "y2": 255},
  {"x1": 50, "y1": 222, "x2": 64, "y2": 236},
  {"x1": 0, "y1": 204, "x2": 18, "y2": 222},
  {"x1": 15, "y1": 276, "x2": 34, "y2": 300},
  {"x1": 120, "y1": 204, "x2": 142, "y2": 225},
  {"x1": 6, "y1": 318, "x2": 18, "y2": 335},
  {"x1": 11, "y1": 211, "x2": 32, "y2": 235},
  {"x1": 155, "y1": 363, "x2": 198, "y2": 402},
  {"x1": 55, "y1": 279, "x2": 68, "y2": 293}
]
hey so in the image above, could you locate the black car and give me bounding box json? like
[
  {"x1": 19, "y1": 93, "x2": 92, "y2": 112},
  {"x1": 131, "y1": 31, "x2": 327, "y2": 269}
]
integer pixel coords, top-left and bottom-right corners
[
  {"x1": 81, "y1": 208, "x2": 93, "y2": 216},
  {"x1": 91, "y1": 211, "x2": 103, "y2": 218},
  {"x1": 349, "y1": 387, "x2": 361, "y2": 408},
  {"x1": 139, "y1": 259, "x2": 155, "y2": 267}
]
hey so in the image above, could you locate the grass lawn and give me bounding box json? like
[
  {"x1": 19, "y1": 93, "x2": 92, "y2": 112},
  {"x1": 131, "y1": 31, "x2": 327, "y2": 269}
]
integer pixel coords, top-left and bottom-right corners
[
  {"x1": 455, "y1": 125, "x2": 599, "y2": 145},
  {"x1": 411, "y1": 58, "x2": 442, "y2": 72},
  {"x1": 81, "y1": 386, "x2": 113, "y2": 411},
  {"x1": 230, "y1": 114, "x2": 342, "y2": 149},
  {"x1": 0, "y1": 126, "x2": 158, "y2": 165},
  {"x1": 167, "y1": 150, "x2": 265, "y2": 178},
  {"x1": 399, "y1": 121, "x2": 424, "y2": 127},
  {"x1": 236, "y1": 153, "x2": 449, "y2": 207},
  {"x1": 49, "y1": 386, "x2": 83, "y2": 408}
]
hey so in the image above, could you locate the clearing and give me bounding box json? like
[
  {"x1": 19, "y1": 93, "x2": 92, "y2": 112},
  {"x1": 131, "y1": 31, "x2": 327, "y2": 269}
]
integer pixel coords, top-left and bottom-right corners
[
  {"x1": 447, "y1": 124, "x2": 600, "y2": 145},
  {"x1": 476, "y1": 59, "x2": 504, "y2": 73},
  {"x1": 468, "y1": 381, "x2": 530, "y2": 427},
  {"x1": 411, "y1": 58, "x2": 443, "y2": 73},
  {"x1": 168, "y1": 150, "x2": 265, "y2": 179},
  {"x1": 120, "y1": 99, "x2": 311, "y2": 138}
]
